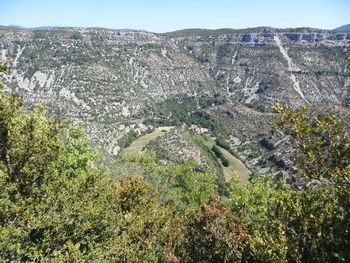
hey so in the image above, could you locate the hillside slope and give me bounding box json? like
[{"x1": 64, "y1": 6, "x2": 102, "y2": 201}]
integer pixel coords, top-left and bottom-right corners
[{"x1": 1, "y1": 26, "x2": 349, "y2": 175}]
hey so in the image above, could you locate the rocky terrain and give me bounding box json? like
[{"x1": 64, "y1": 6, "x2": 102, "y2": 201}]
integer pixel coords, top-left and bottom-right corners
[{"x1": 0, "y1": 26, "x2": 349, "y2": 177}]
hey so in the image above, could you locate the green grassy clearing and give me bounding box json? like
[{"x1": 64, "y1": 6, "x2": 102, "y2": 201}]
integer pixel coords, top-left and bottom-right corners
[
  {"x1": 121, "y1": 126, "x2": 174, "y2": 156},
  {"x1": 218, "y1": 146, "x2": 251, "y2": 183},
  {"x1": 202, "y1": 135, "x2": 251, "y2": 183}
]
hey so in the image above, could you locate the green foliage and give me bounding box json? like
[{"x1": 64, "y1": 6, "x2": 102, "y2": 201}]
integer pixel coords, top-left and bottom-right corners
[
  {"x1": 182, "y1": 195, "x2": 246, "y2": 262},
  {"x1": 109, "y1": 175, "x2": 183, "y2": 262},
  {"x1": 211, "y1": 145, "x2": 223, "y2": 159},
  {"x1": 221, "y1": 158, "x2": 229, "y2": 167},
  {"x1": 0, "y1": 90, "x2": 182, "y2": 262},
  {"x1": 192, "y1": 135, "x2": 229, "y2": 196},
  {"x1": 0, "y1": 88, "x2": 115, "y2": 260},
  {"x1": 119, "y1": 127, "x2": 155, "y2": 149},
  {"x1": 140, "y1": 152, "x2": 216, "y2": 215},
  {"x1": 119, "y1": 130, "x2": 140, "y2": 148},
  {"x1": 161, "y1": 27, "x2": 276, "y2": 37},
  {"x1": 213, "y1": 106, "x2": 350, "y2": 262},
  {"x1": 192, "y1": 135, "x2": 221, "y2": 171},
  {"x1": 229, "y1": 176, "x2": 289, "y2": 262},
  {"x1": 273, "y1": 104, "x2": 350, "y2": 181},
  {"x1": 229, "y1": 174, "x2": 350, "y2": 262},
  {"x1": 1, "y1": 86, "x2": 349, "y2": 261},
  {"x1": 256, "y1": 78, "x2": 278, "y2": 94},
  {"x1": 0, "y1": 65, "x2": 7, "y2": 73},
  {"x1": 215, "y1": 135, "x2": 229, "y2": 149},
  {"x1": 268, "y1": 104, "x2": 350, "y2": 261},
  {"x1": 345, "y1": 48, "x2": 350, "y2": 66},
  {"x1": 143, "y1": 96, "x2": 225, "y2": 135},
  {"x1": 216, "y1": 135, "x2": 237, "y2": 156},
  {"x1": 211, "y1": 145, "x2": 229, "y2": 167},
  {"x1": 0, "y1": 57, "x2": 10, "y2": 73}
]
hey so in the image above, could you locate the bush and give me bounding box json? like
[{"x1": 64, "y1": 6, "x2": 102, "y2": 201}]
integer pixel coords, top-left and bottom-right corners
[
  {"x1": 212, "y1": 145, "x2": 229, "y2": 167},
  {"x1": 216, "y1": 136, "x2": 230, "y2": 151},
  {"x1": 221, "y1": 158, "x2": 229, "y2": 167},
  {"x1": 211, "y1": 145, "x2": 223, "y2": 159}
]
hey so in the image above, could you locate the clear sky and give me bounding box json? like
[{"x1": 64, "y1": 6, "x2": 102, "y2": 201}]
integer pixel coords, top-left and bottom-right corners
[{"x1": 0, "y1": 0, "x2": 349, "y2": 33}]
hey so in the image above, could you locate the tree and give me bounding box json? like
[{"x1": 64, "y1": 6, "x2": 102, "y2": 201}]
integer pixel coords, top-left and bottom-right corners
[
  {"x1": 345, "y1": 48, "x2": 350, "y2": 67},
  {"x1": 0, "y1": 88, "x2": 183, "y2": 261},
  {"x1": 0, "y1": 87, "x2": 120, "y2": 260},
  {"x1": 269, "y1": 104, "x2": 350, "y2": 261},
  {"x1": 229, "y1": 173, "x2": 349, "y2": 262},
  {"x1": 222, "y1": 105, "x2": 350, "y2": 262},
  {"x1": 182, "y1": 195, "x2": 246, "y2": 263},
  {"x1": 140, "y1": 152, "x2": 215, "y2": 214},
  {"x1": 272, "y1": 104, "x2": 350, "y2": 181},
  {"x1": 221, "y1": 157, "x2": 229, "y2": 167},
  {"x1": 0, "y1": 59, "x2": 8, "y2": 73},
  {"x1": 211, "y1": 145, "x2": 223, "y2": 159},
  {"x1": 229, "y1": 176, "x2": 290, "y2": 262},
  {"x1": 109, "y1": 175, "x2": 183, "y2": 262}
]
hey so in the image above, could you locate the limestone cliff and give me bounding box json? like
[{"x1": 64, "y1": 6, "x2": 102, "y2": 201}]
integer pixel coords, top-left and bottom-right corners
[{"x1": 0, "y1": 26, "x2": 349, "y2": 174}]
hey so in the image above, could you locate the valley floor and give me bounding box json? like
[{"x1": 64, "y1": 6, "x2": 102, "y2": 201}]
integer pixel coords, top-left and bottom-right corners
[{"x1": 122, "y1": 129, "x2": 251, "y2": 183}]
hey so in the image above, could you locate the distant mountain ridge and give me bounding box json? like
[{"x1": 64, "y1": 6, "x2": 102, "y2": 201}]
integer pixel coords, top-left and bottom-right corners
[
  {"x1": 334, "y1": 24, "x2": 350, "y2": 31},
  {"x1": 8, "y1": 25, "x2": 62, "y2": 30},
  {"x1": 162, "y1": 26, "x2": 335, "y2": 36},
  {"x1": 4, "y1": 24, "x2": 350, "y2": 34},
  {"x1": 6, "y1": 25, "x2": 149, "y2": 32}
]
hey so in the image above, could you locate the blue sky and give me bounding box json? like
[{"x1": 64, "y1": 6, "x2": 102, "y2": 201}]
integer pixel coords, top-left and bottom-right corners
[{"x1": 0, "y1": 0, "x2": 349, "y2": 32}]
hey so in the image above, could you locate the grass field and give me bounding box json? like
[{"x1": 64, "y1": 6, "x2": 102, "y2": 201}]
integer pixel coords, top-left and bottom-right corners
[
  {"x1": 202, "y1": 135, "x2": 251, "y2": 183},
  {"x1": 218, "y1": 146, "x2": 251, "y2": 183},
  {"x1": 121, "y1": 126, "x2": 174, "y2": 156}
]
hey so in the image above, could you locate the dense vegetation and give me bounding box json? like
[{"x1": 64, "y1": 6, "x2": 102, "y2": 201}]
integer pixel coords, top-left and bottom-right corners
[
  {"x1": 211, "y1": 145, "x2": 229, "y2": 167},
  {"x1": 143, "y1": 96, "x2": 226, "y2": 135},
  {"x1": 1, "y1": 61, "x2": 350, "y2": 261},
  {"x1": 118, "y1": 127, "x2": 154, "y2": 149}
]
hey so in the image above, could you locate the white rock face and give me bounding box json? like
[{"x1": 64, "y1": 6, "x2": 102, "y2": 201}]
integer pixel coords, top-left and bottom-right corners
[
  {"x1": 233, "y1": 76, "x2": 241, "y2": 84},
  {"x1": 0, "y1": 26, "x2": 349, "y2": 171},
  {"x1": 121, "y1": 106, "x2": 130, "y2": 117},
  {"x1": 1, "y1": 49, "x2": 6, "y2": 61},
  {"x1": 33, "y1": 71, "x2": 48, "y2": 88}
]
